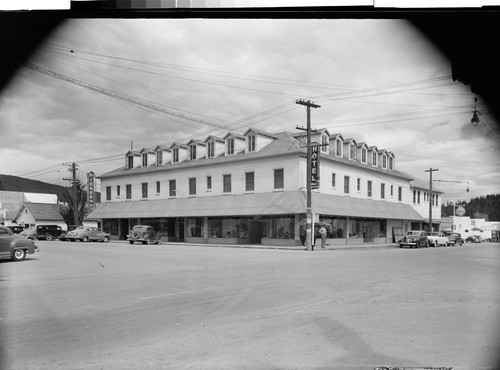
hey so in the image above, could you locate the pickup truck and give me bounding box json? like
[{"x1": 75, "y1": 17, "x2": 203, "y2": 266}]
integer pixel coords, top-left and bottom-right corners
[{"x1": 428, "y1": 232, "x2": 452, "y2": 247}]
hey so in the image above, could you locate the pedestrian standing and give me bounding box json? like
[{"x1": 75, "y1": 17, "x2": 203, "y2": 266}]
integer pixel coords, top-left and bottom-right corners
[
  {"x1": 299, "y1": 225, "x2": 306, "y2": 246},
  {"x1": 319, "y1": 225, "x2": 327, "y2": 248}
]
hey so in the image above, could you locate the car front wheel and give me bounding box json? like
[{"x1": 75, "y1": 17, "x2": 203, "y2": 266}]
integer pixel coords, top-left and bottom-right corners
[
  {"x1": 45, "y1": 233, "x2": 53, "y2": 241},
  {"x1": 103, "y1": 236, "x2": 109, "y2": 243},
  {"x1": 12, "y1": 249, "x2": 26, "y2": 261},
  {"x1": 82, "y1": 236, "x2": 89, "y2": 242}
]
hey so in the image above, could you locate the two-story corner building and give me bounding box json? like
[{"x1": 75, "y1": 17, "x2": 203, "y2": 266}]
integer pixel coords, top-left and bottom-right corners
[
  {"x1": 408, "y1": 178, "x2": 444, "y2": 232},
  {"x1": 86, "y1": 127, "x2": 427, "y2": 247}
]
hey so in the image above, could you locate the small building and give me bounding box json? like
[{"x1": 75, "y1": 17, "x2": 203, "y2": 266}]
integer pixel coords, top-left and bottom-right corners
[
  {"x1": 0, "y1": 191, "x2": 59, "y2": 226},
  {"x1": 13, "y1": 202, "x2": 67, "y2": 230},
  {"x1": 441, "y1": 216, "x2": 500, "y2": 241}
]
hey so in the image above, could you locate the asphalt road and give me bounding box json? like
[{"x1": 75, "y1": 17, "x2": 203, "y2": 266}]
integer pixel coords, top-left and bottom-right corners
[{"x1": 1, "y1": 241, "x2": 499, "y2": 370}]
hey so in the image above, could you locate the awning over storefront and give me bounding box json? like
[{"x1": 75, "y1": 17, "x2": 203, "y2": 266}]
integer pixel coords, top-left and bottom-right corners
[
  {"x1": 86, "y1": 190, "x2": 424, "y2": 221},
  {"x1": 312, "y1": 192, "x2": 424, "y2": 221}
]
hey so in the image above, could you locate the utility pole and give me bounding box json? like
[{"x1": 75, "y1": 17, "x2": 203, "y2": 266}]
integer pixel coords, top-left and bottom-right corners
[
  {"x1": 63, "y1": 162, "x2": 80, "y2": 226},
  {"x1": 425, "y1": 168, "x2": 439, "y2": 234},
  {"x1": 296, "y1": 99, "x2": 321, "y2": 251}
]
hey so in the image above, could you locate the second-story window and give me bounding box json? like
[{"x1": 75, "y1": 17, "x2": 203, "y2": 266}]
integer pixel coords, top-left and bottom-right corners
[
  {"x1": 367, "y1": 180, "x2": 372, "y2": 197},
  {"x1": 245, "y1": 172, "x2": 255, "y2": 191},
  {"x1": 274, "y1": 168, "x2": 284, "y2": 189},
  {"x1": 142, "y1": 183, "x2": 148, "y2": 199},
  {"x1": 391, "y1": 185, "x2": 394, "y2": 197},
  {"x1": 190, "y1": 145, "x2": 197, "y2": 160},
  {"x1": 381, "y1": 183, "x2": 385, "y2": 199},
  {"x1": 227, "y1": 138, "x2": 235, "y2": 155},
  {"x1": 332, "y1": 173, "x2": 336, "y2": 188},
  {"x1": 106, "y1": 186, "x2": 111, "y2": 201},
  {"x1": 169, "y1": 180, "x2": 176, "y2": 197},
  {"x1": 344, "y1": 176, "x2": 350, "y2": 194},
  {"x1": 398, "y1": 186, "x2": 402, "y2": 201},
  {"x1": 172, "y1": 148, "x2": 179, "y2": 163},
  {"x1": 207, "y1": 176, "x2": 212, "y2": 191},
  {"x1": 156, "y1": 181, "x2": 160, "y2": 194},
  {"x1": 223, "y1": 174, "x2": 231, "y2": 193},
  {"x1": 189, "y1": 178, "x2": 196, "y2": 196},
  {"x1": 413, "y1": 190, "x2": 416, "y2": 203},
  {"x1": 207, "y1": 141, "x2": 215, "y2": 158},
  {"x1": 126, "y1": 184, "x2": 132, "y2": 200},
  {"x1": 357, "y1": 178, "x2": 361, "y2": 191},
  {"x1": 248, "y1": 135, "x2": 256, "y2": 152},
  {"x1": 116, "y1": 185, "x2": 120, "y2": 197},
  {"x1": 142, "y1": 153, "x2": 148, "y2": 167}
]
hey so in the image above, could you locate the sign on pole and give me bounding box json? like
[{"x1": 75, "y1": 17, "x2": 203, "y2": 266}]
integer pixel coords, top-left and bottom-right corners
[
  {"x1": 87, "y1": 171, "x2": 95, "y2": 206},
  {"x1": 311, "y1": 145, "x2": 320, "y2": 189}
]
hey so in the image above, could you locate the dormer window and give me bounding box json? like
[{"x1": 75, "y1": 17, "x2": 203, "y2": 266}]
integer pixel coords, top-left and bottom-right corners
[
  {"x1": 207, "y1": 141, "x2": 215, "y2": 158},
  {"x1": 172, "y1": 148, "x2": 179, "y2": 163},
  {"x1": 382, "y1": 153, "x2": 387, "y2": 169},
  {"x1": 361, "y1": 148, "x2": 367, "y2": 164},
  {"x1": 142, "y1": 153, "x2": 148, "y2": 167},
  {"x1": 372, "y1": 151, "x2": 378, "y2": 166},
  {"x1": 227, "y1": 138, "x2": 235, "y2": 155},
  {"x1": 248, "y1": 135, "x2": 256, "y2": 152},
  {"x1": 190, "y1": 145, "x2": 197, "y2": 160},
  {"x1": 321, "y1": 135, "x2": 329, "y2": 153},
  {"x1": 389, "y1": 156, "x2": 394, "y2": 170},
  {"x1": 156, "y1": 150, "x2": 163, "y2": 165},
  {"x1": 336, "y1": 138, "x2": 343, "y2": 157},
  {"x1": 350, "y1": 143, "x2": 356, "y2": 161},
  {"x1": 127, "y1": 155, "x2": 133, "y2": 169}
]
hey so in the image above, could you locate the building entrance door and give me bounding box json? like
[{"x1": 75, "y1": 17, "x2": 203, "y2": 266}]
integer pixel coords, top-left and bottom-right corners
[
  {"x1": 178, "y1": 218, "x2": 184, "y2": 242},
  {"x1": 120, "y1": 219, "x2": 128, "y2": 240},
  {"x1": 249, "y1": 221, "x2": 261, "y2": 244}
]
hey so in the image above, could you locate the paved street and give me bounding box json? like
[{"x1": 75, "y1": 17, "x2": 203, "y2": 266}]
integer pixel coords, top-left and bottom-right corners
[{"x1": 1, "y1": 241, "x2": 499, "y2": 370}]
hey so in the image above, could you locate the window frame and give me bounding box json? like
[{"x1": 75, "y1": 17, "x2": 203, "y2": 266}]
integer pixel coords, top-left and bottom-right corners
[
  {"x1": 142, "y1": 182, "x2": 148, "y2": 199},
  {"x1": 126, "y1": 184, "x2": 132, "y2": 200},
  {"x1": 245, "y1": 171, "x2": 255, "y2": 192},
  {"x1": 223, "y1": 174, "x2": 232, "y2": 193},
  {"x1": 344, "y1": 175, "x2": 350, "y2": 194},
  {"x1": 169, "y1": 180, "x2": 176, "y2": 197},
  {"x1": 274, "y1": 168, "x2": 284, "y2": 190},
  {"x1": 189, "y1": 177, "x2": 196, "y2": 196},
  {"x1": 367, "y1": 180, "x2": 372, "y2": 197}
]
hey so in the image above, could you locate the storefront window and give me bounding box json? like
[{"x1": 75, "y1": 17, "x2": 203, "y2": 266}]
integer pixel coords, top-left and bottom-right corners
[
  {"x1": 103, "y1": 219, "x2": 119, "y2": 236},
  {"x1": 321, "y1": 216, "x2": 387, "y2": 239},
  {"x1": 208, "y1": 217, "x2": 251, "y2": 238},
  {"x1": 262, "y1": 215, "x2": 295, "y2": 239},
  {"x1": 319, "y1": 216, "x2": 346, "y2": 238},
  {"x1": 187, "y1": 217, "x2": 204, "y2": 237}
]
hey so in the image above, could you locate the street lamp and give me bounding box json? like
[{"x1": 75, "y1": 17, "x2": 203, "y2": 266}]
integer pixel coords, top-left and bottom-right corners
[{"x1": 471, "y1": 98, "x2": 480, "y2": 127}]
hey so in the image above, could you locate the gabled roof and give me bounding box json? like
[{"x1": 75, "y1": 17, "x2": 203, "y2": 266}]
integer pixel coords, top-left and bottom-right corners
[
  {"x1": 139, "y1": 148, "x2": 155, "y2": 154},
  {"x1": 204, "y1": 135, "x2": 225, "y2": 143},
  {"x1": 169, "y1": 142, "x2": 189, "y2": 150},
  {"x1": 344, "y1": 138, "x2": 356, "y2": 144},
  {"x1": 242, "y1": 128, "x2": 278, "y2": 139},
  {"x1": 16, "y1": 203, "x2": 66, "y2": 221},
  {"x1": 154, "y1": 145, "x2": 170, "y2": 151},
  {"x1": 187, "y1": 139, "x2": 206, "y2": 146},
  {"x1": 125, "y1": 150, "x2": 141, "y2": 156},
  {"x1": 368, "y1": 146, "x2": 378, "y2": 152},
  {"x1": 330, "y1": 133, "x2": 343, "y2": 140},
  {"x1": 223, "y1": 132, "x2": 246, "y2": 140},
  {"x1": 356, "y1": 142, "x2": 368, "y2": 148}
]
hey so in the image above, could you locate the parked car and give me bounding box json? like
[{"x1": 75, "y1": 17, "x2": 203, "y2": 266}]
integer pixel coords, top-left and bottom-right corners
[
  {"x1": 34, "y1": 225, "x2": 63, "y2": 241},
  {"x1": 63, "y1": 226, "x2": 111, "y2": 242},
  {"x1": 399, "y1": 230, "x2": 429, "y2": 248},
  {"x1": 443, "y1": 232, "x2": 464, "y2": 246},
  {"x1": 59, "y1": 225, "x2": 78, "y2": 241},
  {"x1": 428, "y1": 232, "x2": 452, "y2": 247},
  {"x1": 127, "y1": 225, "x2": 160, "y2": 245},
  {"x1": 465, "y1": 235, "x2": 482, "y2": 243},
  {"x1": 0, "y1": 225, "x2": 39, "y2": 261}
]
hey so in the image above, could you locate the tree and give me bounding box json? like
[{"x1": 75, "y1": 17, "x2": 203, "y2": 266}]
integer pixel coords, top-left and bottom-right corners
[{"x1": 59, "y1": 183, "x2": 89, "y2": 226}]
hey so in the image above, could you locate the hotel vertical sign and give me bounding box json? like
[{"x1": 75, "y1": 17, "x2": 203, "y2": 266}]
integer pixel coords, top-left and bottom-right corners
[
  {"x1": 87, "y1": 171, "x2": 95, "y2": 206},
  {"x1": 311, "y1": 145, "x2": 320, "y2": 189}
]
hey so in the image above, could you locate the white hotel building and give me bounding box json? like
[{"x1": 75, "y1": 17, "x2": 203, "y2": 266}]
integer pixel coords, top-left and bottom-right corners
[{"x1": 86, "y1": 128, "x2": 442, "y2": 246}]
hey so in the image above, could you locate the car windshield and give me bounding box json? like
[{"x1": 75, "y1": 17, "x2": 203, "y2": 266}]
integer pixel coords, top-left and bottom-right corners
[
  {"x1": 74, "y1": 227, "x2": 85, "y2": 231},
  {"x1": 407, "y1": 231, "x2": 420, "y2": 235}
]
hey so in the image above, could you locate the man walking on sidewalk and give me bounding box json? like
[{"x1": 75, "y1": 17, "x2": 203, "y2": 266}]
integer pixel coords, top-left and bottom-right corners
[{"x1": 319, "y1": 224, "x2": 327, "y2": 248}]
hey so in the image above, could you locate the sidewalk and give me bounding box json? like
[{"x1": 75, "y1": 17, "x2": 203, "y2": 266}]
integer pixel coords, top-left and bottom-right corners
[{"x1": 160, "y1": 241, "x2": 400, "y2": 251}]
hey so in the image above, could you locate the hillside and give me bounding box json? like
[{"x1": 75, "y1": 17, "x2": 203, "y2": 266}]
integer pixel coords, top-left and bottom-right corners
[{"x1": 0, "y1": 174, "x2": 69, "y2": 200}]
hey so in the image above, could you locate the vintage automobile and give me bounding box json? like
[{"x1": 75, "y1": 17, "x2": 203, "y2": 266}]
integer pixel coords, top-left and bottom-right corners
[
  {"x1": 127, "y1": 225, "x2": 160, "y2": 245},
  {"x1": 399, "y1": 230, "x2": 429, "y2": 248},
  {"x1": 34, "y1": 225, "x2": 63, "y2": 241},
  {"x1": 465, "y1": 235, "x2": 482, "y2": 243},
  {"x1": 7, "y1": 225, "x2": 27, "y2": 234},
  {"x1": 428, "y1": 232, "x2": 452, "y2": 247},
  {"x1": 63, "y1": 226, "x2": 111, "y2": 242},
  {"x1": 443, "y1": 231, "x2": 464, "y2": 246},
  {"x1": 0, "y1": 225, "x2": 39, "y2": 261}
]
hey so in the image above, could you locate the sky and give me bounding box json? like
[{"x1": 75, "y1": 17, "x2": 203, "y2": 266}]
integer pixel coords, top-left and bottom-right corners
[{"x1": 1, "y1": 17, "x2": 499, "y2": 204}]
